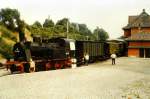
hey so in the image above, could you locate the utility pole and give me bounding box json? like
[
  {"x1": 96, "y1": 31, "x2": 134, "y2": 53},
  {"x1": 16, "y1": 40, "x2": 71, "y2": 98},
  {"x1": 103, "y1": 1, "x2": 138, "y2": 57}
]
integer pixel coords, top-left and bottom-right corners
[
  {"x1": 48, "y1": 15, "x2": 50, "y2": 20},
  {"x1": 97, "y1": 26, "x2": 99, "y2": 40},
  {"x1": 66, "y1": 19, "x2": 69, "y2": 39}
]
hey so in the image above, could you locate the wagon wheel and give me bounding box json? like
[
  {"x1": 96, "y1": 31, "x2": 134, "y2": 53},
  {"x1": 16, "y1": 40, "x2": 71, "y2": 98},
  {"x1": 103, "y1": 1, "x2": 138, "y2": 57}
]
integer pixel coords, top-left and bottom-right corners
[
  {"x1": 55, "y1": 63, "x2": 62, "y2": 69},
  {"x1": 61, "y1": 65, "x2": 65, "y2": 69},
  {"x1": 45, "y1": 62, "x2": 51, "y2": 71}
]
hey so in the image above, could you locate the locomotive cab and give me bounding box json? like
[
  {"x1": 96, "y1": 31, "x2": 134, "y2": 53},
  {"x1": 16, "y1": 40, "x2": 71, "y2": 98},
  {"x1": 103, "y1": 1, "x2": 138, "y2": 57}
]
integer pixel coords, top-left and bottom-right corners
[{"x1": 48, "y1": 37, "x2": 76, "y2": 68}]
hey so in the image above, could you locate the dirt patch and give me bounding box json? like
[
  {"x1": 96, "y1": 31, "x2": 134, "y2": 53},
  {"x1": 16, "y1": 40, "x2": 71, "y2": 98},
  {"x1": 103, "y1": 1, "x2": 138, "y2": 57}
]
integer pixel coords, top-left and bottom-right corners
[{"x1": 121, "y1": 77, "x2": 150, "y2": 99}]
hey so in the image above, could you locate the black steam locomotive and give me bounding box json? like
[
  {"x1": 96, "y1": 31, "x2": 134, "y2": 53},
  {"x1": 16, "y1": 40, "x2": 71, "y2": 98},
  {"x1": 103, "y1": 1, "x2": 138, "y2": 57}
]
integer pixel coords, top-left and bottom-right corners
[{"x1": 6, "y1": 37, "x2": 126, "y2": 73}]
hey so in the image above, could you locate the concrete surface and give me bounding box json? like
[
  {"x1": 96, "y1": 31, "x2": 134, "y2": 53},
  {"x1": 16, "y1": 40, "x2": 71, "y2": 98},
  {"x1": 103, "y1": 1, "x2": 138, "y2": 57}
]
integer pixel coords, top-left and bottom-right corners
[{"x1": 0, "y1": 57, "x2": 150, "y2": 99}]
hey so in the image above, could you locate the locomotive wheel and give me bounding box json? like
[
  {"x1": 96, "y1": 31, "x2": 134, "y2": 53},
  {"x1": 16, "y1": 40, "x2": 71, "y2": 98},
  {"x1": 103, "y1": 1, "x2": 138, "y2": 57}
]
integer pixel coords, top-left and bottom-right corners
[
  {"x1": 45, "y1": 62, "x2": 51, "y2": 71},
  {"x1": 18, "y1": 65, "x2": 24, "y2": 73},
  {"x1": 10, "y1": 64, "x2": 16, "y2": 74},
  {"x1": 29, "y1": 67, "x2": 35, "y2": 72}
]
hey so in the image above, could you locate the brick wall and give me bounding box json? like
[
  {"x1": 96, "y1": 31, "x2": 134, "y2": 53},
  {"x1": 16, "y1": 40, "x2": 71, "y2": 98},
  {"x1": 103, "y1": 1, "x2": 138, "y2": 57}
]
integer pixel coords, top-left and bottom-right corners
[
  {"x1": 124, "y1": 29, "x2": 131, "y2": 37},
  {"x1": 129, "y1": 42, "x2": 150, "y2": 46},
  {"x1": 131, "y1": 27, "x2": 150, "y2": 35}
]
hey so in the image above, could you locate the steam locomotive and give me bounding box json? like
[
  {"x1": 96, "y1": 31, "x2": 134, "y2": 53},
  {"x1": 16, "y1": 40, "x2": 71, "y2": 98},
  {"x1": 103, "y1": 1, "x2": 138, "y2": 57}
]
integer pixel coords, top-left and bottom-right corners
[{"x1": 6, "y1": 37, "x2": 126, "y2": 73}]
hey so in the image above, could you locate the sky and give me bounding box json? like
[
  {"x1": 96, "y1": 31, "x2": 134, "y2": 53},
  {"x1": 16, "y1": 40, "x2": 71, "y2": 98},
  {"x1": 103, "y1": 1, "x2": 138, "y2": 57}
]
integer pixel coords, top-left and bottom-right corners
[{"x1": 1, "y1": 0, "x2": 150, "y2": 38}]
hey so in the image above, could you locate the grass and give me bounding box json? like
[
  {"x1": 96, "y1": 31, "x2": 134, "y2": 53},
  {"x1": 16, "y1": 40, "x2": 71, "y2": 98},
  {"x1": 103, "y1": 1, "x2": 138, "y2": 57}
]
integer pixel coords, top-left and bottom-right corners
[{"x1": 0, "y1": 25, "x2": 17, "y2": 59}]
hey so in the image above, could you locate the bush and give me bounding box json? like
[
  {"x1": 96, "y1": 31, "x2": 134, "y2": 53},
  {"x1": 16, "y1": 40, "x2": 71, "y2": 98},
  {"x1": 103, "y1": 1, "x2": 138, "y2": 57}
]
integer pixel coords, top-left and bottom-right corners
[
  {"x1": 0, "y1": 48, "x2": 13, "y2": 59},
  {"x1": 0, "y1": 25, "x2": 17, "y2": 42},
  {"x1": 0, "y1": 37, "x2": 14, "y2": 59}
]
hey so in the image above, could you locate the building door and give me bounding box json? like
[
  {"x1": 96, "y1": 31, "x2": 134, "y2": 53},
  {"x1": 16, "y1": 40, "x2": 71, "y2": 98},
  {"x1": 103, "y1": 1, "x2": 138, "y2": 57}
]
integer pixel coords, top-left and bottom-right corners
[
  {"x1": 139, "y1": 48, "x2": 144, "y2": 57},
  {"x1": 145, "y1": 48, "x2": 150, "y2": 58}
]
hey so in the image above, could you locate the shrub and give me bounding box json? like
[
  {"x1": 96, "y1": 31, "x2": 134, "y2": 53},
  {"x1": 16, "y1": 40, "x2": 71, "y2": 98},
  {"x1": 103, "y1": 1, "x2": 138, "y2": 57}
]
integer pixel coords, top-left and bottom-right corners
[{"x1": 0, "y1": 25, "x2": 17, "y2": 42}]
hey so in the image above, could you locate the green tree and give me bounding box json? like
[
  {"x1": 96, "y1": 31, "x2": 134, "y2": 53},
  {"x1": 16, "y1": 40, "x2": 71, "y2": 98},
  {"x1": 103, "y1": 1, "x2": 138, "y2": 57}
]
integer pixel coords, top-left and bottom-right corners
[
  {"x1": 71, "y1": 23, "x2": 79, "y2": 33},
  {"x1": 93, "y1": 27, "x2": 109, "y2": 41},
  {"x1": 56, "y1": 18, "x2": 69, "y2": 26},
  {"x1": 78, "y1": 24, "x2": 92, "y2": 35},
  {"x1": 43, "y1": 18, "x2": 54, "y2": 28},
  {"x1": 54, "y1": 18, "x2": 70, "y2": 37},
  {"x1": 32, "y1": 21, "x2": 42, "y2": 28},
  {"x1": 0, "y1": 21, "x2": 2, "y2": 25},
  {"x1": 0, "y1": 8, "x2": 20, "y2": 31}
]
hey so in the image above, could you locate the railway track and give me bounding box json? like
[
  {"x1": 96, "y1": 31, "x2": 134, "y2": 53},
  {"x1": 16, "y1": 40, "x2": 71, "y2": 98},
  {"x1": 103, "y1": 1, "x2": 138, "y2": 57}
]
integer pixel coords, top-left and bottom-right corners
[
  {"x1": 0, "y1": 67, "x2": 11, "y2": 77},
  {"x1": 0, "y1": 66, "x2": 5, "y2": 69}
]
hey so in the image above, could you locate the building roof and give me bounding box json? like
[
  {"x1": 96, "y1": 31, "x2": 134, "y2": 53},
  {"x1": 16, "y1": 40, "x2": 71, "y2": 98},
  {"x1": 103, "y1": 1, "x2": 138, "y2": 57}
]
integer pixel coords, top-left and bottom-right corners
[
  {"x1": 126, "y1": 32, "x2": 150, "y2": 41},
  {"x1": 123, "y1": 9, "x2": 150, "y2": 29},
  {"x1": 107, "y1": 38, "x2": 125, "y2": 42}
]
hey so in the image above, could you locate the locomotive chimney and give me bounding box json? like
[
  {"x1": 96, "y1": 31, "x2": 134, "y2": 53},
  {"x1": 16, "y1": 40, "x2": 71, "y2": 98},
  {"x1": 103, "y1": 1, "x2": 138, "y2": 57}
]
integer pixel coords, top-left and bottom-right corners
[{"x1": 17, "y1": 20, "x2": 26, "y2": 42}]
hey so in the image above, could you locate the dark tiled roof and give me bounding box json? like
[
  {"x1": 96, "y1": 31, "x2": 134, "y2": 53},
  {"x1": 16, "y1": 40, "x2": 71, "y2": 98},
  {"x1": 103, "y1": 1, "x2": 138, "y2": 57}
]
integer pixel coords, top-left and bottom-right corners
[
  {"x1": 126, "y1": 32, "x2": 150, "y2": 41},
  {"x1": 123, "y1": 9, "x2": 150, "y2": 29},
  {"x1": 128, "y1": 16, "x2": 137, "y2": 23}
]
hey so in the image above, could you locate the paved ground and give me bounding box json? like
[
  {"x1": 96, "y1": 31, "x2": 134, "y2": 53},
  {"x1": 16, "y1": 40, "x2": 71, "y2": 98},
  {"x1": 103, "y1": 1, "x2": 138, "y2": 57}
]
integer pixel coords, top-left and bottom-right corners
[{"x1": 0, "y1": 57, "x2": 150, "y2": 99}]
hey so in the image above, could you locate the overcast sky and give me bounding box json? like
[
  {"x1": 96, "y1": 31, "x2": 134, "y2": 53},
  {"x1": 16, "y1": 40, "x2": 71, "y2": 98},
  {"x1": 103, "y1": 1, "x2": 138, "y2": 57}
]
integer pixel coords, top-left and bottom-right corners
[{"x1": 1, "y1": 0, "x2": 150, "y2": 38}]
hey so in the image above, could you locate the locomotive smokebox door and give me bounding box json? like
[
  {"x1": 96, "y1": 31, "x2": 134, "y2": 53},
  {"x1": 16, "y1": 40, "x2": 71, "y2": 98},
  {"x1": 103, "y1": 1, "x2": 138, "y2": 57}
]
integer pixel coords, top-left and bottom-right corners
[{"x1": 70, "y1": 41, "x2": 75, "y2": 50}]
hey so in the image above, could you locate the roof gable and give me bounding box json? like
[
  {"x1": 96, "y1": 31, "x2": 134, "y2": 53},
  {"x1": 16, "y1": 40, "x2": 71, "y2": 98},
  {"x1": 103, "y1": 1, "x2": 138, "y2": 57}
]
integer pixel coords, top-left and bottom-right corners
[
  {"x1": 128, "y1": 16, "x2": 137, "y2": 24},
  {"x1": 123, "y1": 9, "x2": 150, "y2": 29}
]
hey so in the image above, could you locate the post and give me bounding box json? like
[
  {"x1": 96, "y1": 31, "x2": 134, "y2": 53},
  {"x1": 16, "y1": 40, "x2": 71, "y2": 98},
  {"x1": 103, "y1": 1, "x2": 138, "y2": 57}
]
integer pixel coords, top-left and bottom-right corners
[
  {"x1": 66, "y1": 20, "x2": 69, "y2": 39},
  {"x1": 144, "y1": 49, "x2": 146, "y2": 58}
]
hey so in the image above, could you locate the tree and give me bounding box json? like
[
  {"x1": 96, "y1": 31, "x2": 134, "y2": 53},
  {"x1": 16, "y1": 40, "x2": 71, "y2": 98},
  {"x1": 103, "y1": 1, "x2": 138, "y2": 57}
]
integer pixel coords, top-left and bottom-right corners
[
  {"x1": 0, "y1": 21, "x2": 2, "y2": 25},
  {"x1": 0, "y1": 8, "x2": 20, "y2": 31},
  {"x1": 78, "y1": 24, "x2": 92, "y2": 35},
  {"x1": 71, "y1": 23, "x2": 79, "y2": 32},
  {"x1": 43, "y1": 18, "x2": 54, "y2": 28},
  {"x1": 54, "y1": 18, "x2": 70, "y2": 37},
  {"x1": 32, "y1": 21, "x2": 42, "y2": 28},
  {"x1": 93, "y1": 27, "x2": 109, "y2": 41},
  {"x1": 0, "y1": 8, "x2": 27, "y2": 42},
  {"x1": 56, "y1": 18, "x2": 69, "y2": 26}
]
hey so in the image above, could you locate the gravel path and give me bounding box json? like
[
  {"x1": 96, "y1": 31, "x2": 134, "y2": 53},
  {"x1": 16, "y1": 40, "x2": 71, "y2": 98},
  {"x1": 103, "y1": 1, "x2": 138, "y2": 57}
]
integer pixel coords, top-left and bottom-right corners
[{"x1": 0, "y1": 57, "x2": 150, "y2": 99}]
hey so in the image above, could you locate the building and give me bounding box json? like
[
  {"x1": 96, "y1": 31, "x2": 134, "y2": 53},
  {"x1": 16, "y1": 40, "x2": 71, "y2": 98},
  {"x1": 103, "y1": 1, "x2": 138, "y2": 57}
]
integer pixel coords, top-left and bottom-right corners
[{"x1": 123, "y1": 9, "x2": 150, "y2": 58}]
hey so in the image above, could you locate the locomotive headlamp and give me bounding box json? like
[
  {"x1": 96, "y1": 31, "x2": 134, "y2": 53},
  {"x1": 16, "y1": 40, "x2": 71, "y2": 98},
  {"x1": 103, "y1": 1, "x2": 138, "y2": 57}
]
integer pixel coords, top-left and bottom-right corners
[
  {"x1": 14, "y1": 48, "x2": 20, "y2": 53},
  {"x1": 66, "y1": 52, "x2": 69, "y2": 55}
]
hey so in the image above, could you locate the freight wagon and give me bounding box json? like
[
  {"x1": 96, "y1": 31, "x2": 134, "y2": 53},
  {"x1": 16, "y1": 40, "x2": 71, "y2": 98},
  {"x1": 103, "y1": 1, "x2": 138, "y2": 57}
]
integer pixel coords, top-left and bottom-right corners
[{"x1": 75, "y1": 41, "x2": 108, "y2": 65}]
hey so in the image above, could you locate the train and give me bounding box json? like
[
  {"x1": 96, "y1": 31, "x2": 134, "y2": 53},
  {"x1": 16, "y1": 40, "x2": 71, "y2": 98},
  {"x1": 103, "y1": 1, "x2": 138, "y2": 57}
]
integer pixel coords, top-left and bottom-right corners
[{"x1": 6, "y1": 37, "x2": 126, "y2": 73}]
